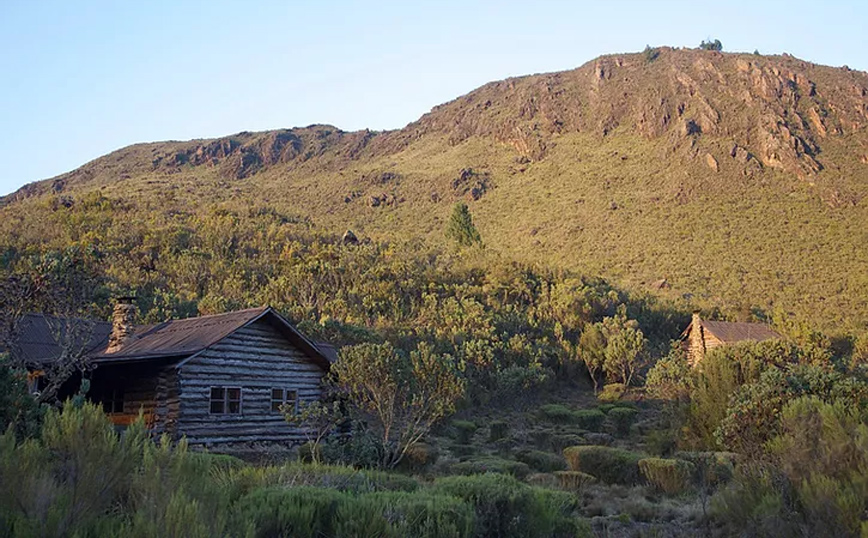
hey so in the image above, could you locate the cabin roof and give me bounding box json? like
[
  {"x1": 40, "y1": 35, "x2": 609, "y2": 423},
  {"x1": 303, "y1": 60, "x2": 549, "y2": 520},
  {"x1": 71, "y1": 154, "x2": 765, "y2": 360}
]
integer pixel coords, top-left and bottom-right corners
[
  {"x1": 12, "y1": 306, "x2": 331, "y2": 371},
  {"x1": 10, "y1": 313, "x2": 112, "y2": 366},
  {"x1": 682, "y1": 319, "x2": 782, "y2": 343}
]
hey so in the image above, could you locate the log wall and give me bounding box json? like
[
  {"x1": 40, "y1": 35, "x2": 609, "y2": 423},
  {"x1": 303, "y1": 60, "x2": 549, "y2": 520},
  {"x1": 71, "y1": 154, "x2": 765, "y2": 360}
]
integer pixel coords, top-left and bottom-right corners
[{"x1": 176, "y1": 318, "x2": 327, "y2": 446}]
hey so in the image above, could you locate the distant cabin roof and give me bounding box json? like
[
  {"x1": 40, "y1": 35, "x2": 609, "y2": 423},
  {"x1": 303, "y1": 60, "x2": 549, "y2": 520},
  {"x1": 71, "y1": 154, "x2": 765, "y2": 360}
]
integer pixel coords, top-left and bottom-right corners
[
  {"x1": 11, "y1": 306, "x2": 331, "y2": 370},
  {"x1": 683, "y1": 318, "x2": 782, "y2": 343}
]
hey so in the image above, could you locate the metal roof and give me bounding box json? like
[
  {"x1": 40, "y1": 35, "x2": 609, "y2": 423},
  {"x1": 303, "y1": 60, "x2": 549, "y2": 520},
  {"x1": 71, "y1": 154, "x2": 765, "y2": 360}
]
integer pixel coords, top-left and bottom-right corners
[
  {"x1": 700, "y1": 320, "x2": 782, "y2": 343},
  {"x1": 681, "y1": 318, "x2": 782, "y2": 344},
  {"x1": 9, "y1": 313, "x2": 112, "y2": 366},
  {"x1": 12, "y1": 306, "x2": 331, "y2": 371}
]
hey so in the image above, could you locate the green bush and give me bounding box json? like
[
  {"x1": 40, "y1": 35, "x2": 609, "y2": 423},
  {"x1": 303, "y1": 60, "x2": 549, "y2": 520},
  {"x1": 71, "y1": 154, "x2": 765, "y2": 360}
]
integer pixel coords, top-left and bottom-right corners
[
  {"x1": 674, "y1": 451, "x2": 736, "y2": 487},
  {"x1": 514, "y1": 449, "x2": 567, "y2": 472},
  {"x1": 398, "y1": 442, "x2": 438, "y2": 472},
  {"x1": 573, "y1": 409, "x2": 606, "y2": 431},
  {"x1": 450, "y1": 443, "x2": 476, "y2": 457},
  {"x1": 597, "y1": 383, "x2": 627, "y2": 402},
  {"x1": 553, "y1": 470, "x2": 597, "y2": 493},
  {"x1": 233, "y1": 486, "x2": 342, "y2": 538},
  {"x1": 451, "y1": 420, "x2": 479, "y2": 444},
  {"x1": 433, "y1": 473, "x2": 575, "y2": 538},
  {"x1": 0, "y1": 355, "x2": 44, "y2": 440},
  {"x1": 638, "y1": 458, "x2": 695, "y2": 494},
  {"x1": 607, "y1": 407, "x2": 638, "y2": 436},
  {"x1": 539, "y1": 404, "x2": 576, "y2": 424},
  {"x1": 234, "y1": 486, "x2": 475, "y2": 538},
  {"x1": 451, "y1": 456, "x2": 531, "y2": 480},
  {"x1": 563, "y1": 445, "x2": 643, "y2": 485},
  {"x1": 488, "y1": 420, "x2": 509, "y2": 442},
  {"x1": 368, "y1": 491, "x2": 475, "y2": 538},
  {"x1": 550, "y1": 434, "x2": 585, "y2": 452}
]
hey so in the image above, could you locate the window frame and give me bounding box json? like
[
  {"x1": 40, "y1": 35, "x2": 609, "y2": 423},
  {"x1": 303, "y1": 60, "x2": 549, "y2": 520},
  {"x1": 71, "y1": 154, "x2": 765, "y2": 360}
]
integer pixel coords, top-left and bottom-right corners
[
  {"x1": 102, "y1": 388, "x2": 124, "y2": 415},
  {"x1": 209, "y1": 386, "x2": 243, "y2": 415},
  {"x1": 271, "y1": 388, "x2": 299, "y2": 414}
]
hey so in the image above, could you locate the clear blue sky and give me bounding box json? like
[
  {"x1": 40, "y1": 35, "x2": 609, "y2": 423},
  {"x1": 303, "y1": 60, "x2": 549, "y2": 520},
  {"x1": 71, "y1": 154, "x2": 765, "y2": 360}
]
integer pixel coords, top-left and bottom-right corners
[{"x1": 1, "y1": 0, "x2": 866, "y2": 195}]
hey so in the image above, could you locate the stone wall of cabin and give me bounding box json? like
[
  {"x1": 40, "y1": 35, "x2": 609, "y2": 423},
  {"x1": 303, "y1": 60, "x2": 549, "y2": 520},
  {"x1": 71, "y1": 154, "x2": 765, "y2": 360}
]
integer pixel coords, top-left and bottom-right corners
[{"x1": 175, "y1": 318, "x2": 327, "y2": 446}]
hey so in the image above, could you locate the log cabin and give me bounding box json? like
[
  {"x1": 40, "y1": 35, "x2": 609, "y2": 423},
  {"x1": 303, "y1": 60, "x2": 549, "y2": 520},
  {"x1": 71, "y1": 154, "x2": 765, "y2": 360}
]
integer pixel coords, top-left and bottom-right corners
[
  {"x1": 11, "y1": 300, "x2": 335, "y2": 448},
  {"x1": 681, "y1": 311, "x2": 782, "y2": 367}
]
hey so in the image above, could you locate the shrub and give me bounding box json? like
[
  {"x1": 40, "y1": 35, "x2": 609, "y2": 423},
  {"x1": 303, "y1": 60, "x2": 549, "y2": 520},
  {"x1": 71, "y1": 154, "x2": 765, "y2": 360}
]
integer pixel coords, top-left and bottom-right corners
[
  {"x1": 367, "y1": 491, "x2": 475, "y2": 538},
  {"x1": 597, "y1": 383, "x2": 626, "y2": 402},
  {"x1": 539, "y1": 404, "x2": 576, "y2": 424},
  {"x1": 0, "y1": 355, "x2": 43, "y2": 440},
  {"x1": 234, "y1": 486, "x2": 476, "y2": 538},
  {"x1": 550, "y1": 434, "x2": 585, "y2": 452},
  {"x1": 397, "y1": 442, "x2": 438, "y2": 472},
  {"x1": 573, "y1": 409, "x2": 606, "y2": 431},
  {"x1": 432, "y1": 473, "x2": 574, "y2": 538},
  {"x1": 231, "y1": 461, "x2": 419, "y2": 494},
  {"x1": 488, "y1": 420, "x2": 509, "y2": 442},
  {"x1": 638, "y1": 458, "x2": 695, "y2": 494},
  {"x1": 451, "y1": 420, "x2": 478, "y2": 444},
  {"x1": 645, "y1": 343, "x2": 693, "y2": 400},
  {"x1": 699, "y1": 38, "x2": 723, "y2": 51},
  {"x1": 451, "y1": 456, "x2": 531, "y2": 480},
  {"x1": 297, "y1": 441, "x2": 321, "y2": 463},
  {"x1": 674, "y1": 451, "x2": 736, "y2": 487},
  {"x1": 514, "y1": 449, "x2": 567, "y2": 472},
  {"x1": 450, "y1": 443, "x2": 476, "y2": 458},
  {"x1": 553, "y1": 470, "x2": 596, "y2": 493},
  {"x1": 188, "y1": 452, "x2": 245, "y2": 472},
  {"x1": 563, "y1": 445, "x2": 643, "y2": 485},
  {"x1": 608, "y1": 407, "x2": 638, "y2": 436}
]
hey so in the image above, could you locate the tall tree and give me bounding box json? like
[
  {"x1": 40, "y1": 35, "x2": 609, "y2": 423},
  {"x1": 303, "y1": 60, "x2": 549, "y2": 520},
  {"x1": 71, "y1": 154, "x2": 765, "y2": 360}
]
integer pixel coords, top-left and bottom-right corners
[{"x1": 445, "y1": 203, "x2": 482, "y2": 247}]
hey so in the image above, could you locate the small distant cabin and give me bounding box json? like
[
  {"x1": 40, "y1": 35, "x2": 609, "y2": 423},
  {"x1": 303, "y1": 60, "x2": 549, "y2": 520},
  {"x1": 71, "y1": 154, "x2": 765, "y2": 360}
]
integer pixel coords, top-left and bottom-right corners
[
  {"x1": 11, "y1": 301, "x2": 336, "y2": 448},
  {"x1": 681, "y1": 312, "x2": 782, "y2": 367}
]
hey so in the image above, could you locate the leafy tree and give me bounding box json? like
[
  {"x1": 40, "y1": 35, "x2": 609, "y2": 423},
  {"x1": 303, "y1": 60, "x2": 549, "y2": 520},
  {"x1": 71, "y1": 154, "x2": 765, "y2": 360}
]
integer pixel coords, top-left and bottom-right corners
[
  {"x1": 645, "y1": 342, "x2": 693, "y2": 400},
  {"x1": 699, "y1": 39, "x2": 723, "y2": 51},
  {"x1": 284, "y1": 399, "x2": 345, "y2": 464},
  {"x1": 578, "y1": 324, "x2": 606, "y2": 394},
  {"x1": 0, "y1": 247, "x2": 104, "y2": 405},
  {"x1": 332, "y1": 342, "x2": 465, "y2": 468},
  {"x1": 445, "y1": 203, "x2": 482, "y2": 247},
  {"x1": 599, "y1": 311, "x2": 647, "y2": 387}
]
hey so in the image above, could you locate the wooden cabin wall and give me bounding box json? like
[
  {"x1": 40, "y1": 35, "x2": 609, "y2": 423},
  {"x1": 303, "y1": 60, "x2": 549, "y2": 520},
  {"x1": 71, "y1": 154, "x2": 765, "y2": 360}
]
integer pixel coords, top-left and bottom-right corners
[
  {"x1": 176, "y1": 318, "x2": 327, "y2": 446},
  {"x1": 154, "y1": 368, "x2": 180, "y2": 437}
]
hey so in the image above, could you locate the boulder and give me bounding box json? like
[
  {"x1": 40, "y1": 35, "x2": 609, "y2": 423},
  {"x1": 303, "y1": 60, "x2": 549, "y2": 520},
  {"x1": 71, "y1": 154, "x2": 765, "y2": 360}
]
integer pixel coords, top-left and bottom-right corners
[
  {"x1": 342, "y1": 230, "x2": 359, "y2": 245},
  {"x1": 705, "y1": 153, "x2": 719, "y2": 172}
]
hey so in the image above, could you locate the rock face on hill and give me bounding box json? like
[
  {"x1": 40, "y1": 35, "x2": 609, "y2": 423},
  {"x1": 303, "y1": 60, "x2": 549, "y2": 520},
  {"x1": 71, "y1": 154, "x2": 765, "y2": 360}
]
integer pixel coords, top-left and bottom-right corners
[
  {"x1": 401, "y1": 48, "x2": 868, "y2": 180},
  {"x1": 6, "y1": 47, "x2": 867, "y2": 204}
]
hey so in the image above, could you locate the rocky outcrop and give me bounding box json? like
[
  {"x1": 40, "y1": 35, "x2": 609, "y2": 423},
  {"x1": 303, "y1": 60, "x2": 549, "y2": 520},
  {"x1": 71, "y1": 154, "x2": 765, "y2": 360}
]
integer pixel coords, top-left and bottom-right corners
[{"x1": 402, "y1": 48, "x2": 868, "y2": 180}]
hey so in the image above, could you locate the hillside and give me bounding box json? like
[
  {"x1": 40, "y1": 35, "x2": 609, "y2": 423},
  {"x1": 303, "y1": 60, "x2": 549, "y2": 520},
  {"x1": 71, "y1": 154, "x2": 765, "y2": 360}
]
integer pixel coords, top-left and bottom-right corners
[{"x1": 3, "y1": 46, "x2": 868, "y2": 333}]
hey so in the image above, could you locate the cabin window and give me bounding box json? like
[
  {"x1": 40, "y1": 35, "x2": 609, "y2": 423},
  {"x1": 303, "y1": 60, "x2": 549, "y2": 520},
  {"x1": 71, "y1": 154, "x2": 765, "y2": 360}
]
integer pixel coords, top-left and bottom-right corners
[
  {"x1": 210, "y1": 387, "x2": 242, "y2": 414},
  {"x1": 271, "y1": 388, "x2": 298, "y2": 414},
  {"x1": 102, "y1": 389, "x2": 124, "y2": 414}
]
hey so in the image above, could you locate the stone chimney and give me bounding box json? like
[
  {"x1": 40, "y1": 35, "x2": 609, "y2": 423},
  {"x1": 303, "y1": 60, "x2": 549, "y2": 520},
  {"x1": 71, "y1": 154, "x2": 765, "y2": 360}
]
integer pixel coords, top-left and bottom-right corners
[
  {"x1": 688, "y1": 310, "x2": 705, "y2": 367},
  {"x1": 106, "y1": 297, "x2": 138, "y2": 353}
]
